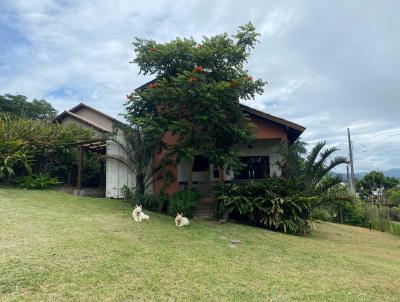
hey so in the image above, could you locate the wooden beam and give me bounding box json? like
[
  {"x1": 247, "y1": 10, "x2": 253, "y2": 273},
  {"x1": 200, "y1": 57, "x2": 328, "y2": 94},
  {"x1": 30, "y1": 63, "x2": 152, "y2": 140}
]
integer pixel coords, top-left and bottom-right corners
[
  {"x1": 219, "y1": 166, "x2": 225, "y2": 182},
  {"x1": 77, "y1": 147, "x2": 83, "y2": 190}
]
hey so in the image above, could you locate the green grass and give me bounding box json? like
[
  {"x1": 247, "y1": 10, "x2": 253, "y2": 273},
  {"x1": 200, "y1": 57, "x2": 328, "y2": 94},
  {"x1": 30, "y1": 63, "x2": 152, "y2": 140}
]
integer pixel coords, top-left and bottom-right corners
[{"x1": 1, "y1": 188, "x2": 400, "y2": 301}]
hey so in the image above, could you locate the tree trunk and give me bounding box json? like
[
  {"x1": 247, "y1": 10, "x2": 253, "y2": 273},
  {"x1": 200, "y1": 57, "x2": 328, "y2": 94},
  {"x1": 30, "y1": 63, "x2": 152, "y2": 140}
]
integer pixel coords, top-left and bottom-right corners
[
  {"x1": 187, "y1": 158, "x2": 194, "y2": 190},
  {"x1": 136, "y1": 174, "x2": 145, "y2": 195}
]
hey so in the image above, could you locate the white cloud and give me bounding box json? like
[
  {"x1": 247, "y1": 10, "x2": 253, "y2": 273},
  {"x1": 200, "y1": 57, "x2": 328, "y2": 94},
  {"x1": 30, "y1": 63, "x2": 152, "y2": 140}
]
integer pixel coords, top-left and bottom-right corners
[{"x1": 0, "y1": 0, "x2": 399, "y2": 171}]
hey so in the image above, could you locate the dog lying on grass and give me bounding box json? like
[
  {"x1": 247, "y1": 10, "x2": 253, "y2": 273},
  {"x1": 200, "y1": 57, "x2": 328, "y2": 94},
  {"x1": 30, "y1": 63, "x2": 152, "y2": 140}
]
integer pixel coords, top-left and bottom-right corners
[
  {"x1": 175, "y1": 213, "x2": 190, "y2": 227},
  {"x1": 132, "y1": 205, "x2": 150, "y2": 222}
]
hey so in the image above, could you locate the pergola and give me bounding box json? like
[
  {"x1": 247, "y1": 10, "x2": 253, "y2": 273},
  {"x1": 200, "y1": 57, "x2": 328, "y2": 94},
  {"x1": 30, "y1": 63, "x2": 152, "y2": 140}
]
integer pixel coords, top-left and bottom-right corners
[{"x1": 71, "y1": 139, "x2": 107, "y2": 190}]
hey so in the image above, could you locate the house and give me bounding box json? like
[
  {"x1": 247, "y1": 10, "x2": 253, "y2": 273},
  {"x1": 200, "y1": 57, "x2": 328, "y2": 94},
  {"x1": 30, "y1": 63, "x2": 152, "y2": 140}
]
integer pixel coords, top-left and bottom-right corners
[
  {"x1": 55, "y1": 103, "x2": 135, "y2": 198},
  {"x1": 55, "y1": 101, "x2": 305, "y2": 212},
  {"x1": 152, "y1": 104, "x2": 305, "y2": 203}
]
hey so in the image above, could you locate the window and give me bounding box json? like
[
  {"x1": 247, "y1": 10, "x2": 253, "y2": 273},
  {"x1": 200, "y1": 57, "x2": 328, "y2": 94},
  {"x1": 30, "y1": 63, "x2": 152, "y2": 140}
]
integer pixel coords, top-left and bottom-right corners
[
  {"x1": 234, "y1": 156, "x2": 270, "y2": 180},
  {"x1": 192, "y1": 155, "x2": 209, "y2": 172}
]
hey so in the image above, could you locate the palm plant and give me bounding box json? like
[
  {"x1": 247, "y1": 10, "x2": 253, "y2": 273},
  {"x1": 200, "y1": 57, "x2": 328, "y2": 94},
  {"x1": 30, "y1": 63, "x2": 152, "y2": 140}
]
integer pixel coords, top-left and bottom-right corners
[
  {"x1": 106, "y1": 125, "x2": 162, "y2": 195},
  {"x1": 281, "y1": 141, "x2": 351, "y2": 209}
]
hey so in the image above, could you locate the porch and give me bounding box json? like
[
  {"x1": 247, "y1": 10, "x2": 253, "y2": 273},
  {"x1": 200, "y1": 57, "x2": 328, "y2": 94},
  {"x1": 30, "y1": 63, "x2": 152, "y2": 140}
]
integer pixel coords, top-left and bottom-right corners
[{"x1": 177, "y1": 138, "x2": 282, "y2": 216}]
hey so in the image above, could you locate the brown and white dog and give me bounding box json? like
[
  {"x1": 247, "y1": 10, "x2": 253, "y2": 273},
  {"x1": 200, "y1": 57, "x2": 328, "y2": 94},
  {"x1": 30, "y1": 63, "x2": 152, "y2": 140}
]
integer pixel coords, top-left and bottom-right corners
[{"x1": 175, "y1": 213, "x2": 190, "y2": 227}]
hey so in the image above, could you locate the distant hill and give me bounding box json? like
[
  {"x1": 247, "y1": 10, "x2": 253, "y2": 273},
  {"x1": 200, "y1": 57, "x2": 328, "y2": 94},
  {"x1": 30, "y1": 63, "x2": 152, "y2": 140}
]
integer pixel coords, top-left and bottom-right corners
[
  {"x1": 384, "y1": 168, "x2": 400, "y2": 179},
  {"x1": 335, "y1": 168, "x2": 400, "y2": 180}
]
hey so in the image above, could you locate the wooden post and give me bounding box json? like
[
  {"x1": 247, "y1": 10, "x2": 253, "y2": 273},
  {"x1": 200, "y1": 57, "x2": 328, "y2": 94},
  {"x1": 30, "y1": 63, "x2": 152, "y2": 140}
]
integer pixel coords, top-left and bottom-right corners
[
  {"x1": 99, "y1": 159, "x2": 105, "y2": 189},
  {"x1": 219, "y1": 166, "x2": 225, "y2": 182},
  {"x1": 77, "y1": 147, "x2": 83, "y2": 190}
]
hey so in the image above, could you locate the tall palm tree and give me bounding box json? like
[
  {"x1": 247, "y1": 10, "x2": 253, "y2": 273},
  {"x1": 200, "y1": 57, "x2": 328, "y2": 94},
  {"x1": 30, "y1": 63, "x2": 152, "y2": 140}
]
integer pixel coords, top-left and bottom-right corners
[{"x1": 279, "y1": 140, "x2": 351, "y2": 210}]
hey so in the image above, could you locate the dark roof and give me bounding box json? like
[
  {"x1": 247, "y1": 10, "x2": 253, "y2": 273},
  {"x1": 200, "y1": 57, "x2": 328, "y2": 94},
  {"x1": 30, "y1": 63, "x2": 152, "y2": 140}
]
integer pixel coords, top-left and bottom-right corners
[
  {"x1": 240, "y1": 104, "x2": 305, "y2": 143},
  {"x1": 134, "y1": 79, "x2": 157, "y2": 91},
  {"x1": 54, "y1": 111, "x2": 110, "y2": 133},
  {"x1": 68, "y1": 102, "x2": 116, "y2": 121}
]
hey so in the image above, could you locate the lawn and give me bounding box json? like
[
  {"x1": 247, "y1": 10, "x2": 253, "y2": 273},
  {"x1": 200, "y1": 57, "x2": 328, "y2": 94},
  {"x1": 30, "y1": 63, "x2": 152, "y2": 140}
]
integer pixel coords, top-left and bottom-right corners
[{"x1": 1, "y1": 188, "x2": 399, "y2": 301}]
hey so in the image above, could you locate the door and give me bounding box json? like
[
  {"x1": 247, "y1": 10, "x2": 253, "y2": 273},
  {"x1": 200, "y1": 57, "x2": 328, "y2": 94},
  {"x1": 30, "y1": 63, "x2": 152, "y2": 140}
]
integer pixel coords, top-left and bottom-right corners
[{"x1": 234, "y1": 156, "x2": 270, "y2": 180}]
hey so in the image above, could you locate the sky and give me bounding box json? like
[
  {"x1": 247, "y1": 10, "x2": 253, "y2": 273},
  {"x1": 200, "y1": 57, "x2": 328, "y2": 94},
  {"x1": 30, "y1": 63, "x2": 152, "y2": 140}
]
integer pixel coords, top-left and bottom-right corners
[{"x1": 0, "y1": 0, "x2": 399, "y2": 172}]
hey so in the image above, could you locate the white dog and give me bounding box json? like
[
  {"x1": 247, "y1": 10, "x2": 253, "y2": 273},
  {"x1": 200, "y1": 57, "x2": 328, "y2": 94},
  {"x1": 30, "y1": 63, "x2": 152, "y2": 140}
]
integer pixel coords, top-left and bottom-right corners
[
  {"x1": 132, "y1": 205, "x2": 150, "y2": 222},
  {"x1": 175, "y1": 213, "x2": 190, "y2": 227}
]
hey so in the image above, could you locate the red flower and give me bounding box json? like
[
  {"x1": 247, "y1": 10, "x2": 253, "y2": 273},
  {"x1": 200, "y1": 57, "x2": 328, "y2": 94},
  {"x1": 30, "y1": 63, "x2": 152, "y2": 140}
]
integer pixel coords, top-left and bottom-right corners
[
  {"x1": 247, "y1": 76, "x2": 253, "y2": 81},
  {"x1": 150, "y1": 47, "x2": 157, "y2": 52},
  {"x1": 188, "y1": 76, "x2": 197, "y2": 84},
  {"x1": 194, "y1": 66, "x2": 204, "y2": 72},
  {"x1": 148, "y1": 83, "x2": 157, "y2": 89}
]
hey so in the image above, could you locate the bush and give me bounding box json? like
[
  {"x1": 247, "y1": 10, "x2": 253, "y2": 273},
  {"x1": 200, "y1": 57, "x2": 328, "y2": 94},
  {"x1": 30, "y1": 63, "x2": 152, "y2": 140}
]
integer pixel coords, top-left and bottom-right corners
[
  {"x1": 312, "y1": 208, "x2": 332, "y2": 222},
  {"x1": 0, "y1": 114, "x2": 95, "y2": 184},
  {"x1": 121, "y1": 185, "x2": 135, "y2": 201},
  {"x1": 214, "y1": 178, "x2": 316, "y2": 234},
  {"x1": 341, "y1": 200, "x2": 368, "y2": 226},
  {"x1": 168, "y1": 189, "x2": 200, "y2": 217},
  {"x1": 134, "y1": 192, "x2": 158, "y2": 211},
  {"x1": 16, "y1": 174, "x2": 61, "y2": 189},
  {"x1": 120, "y1": 185, "x2": 158, "y2": 210}
]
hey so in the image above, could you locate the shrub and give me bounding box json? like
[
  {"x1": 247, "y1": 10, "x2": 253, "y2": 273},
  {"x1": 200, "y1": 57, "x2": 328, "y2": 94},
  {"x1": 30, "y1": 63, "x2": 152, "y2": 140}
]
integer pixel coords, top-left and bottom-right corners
[
  {"x1": 16, "y1": 174, "x2": 61, "y2": 189},
  {"x1": 341, "y1": 199, "x2": 368, "y2": 226},
  {"x1": 120, "y1": 185, "x2": 158, "y2": 210},
  {"x1": 134, "y1": 192, "x2": 158, "y2": 211},
  {"x1": 0, "y1": 114, "x2": 95, "y2": 184},
  {"x1": 168, "y1": 189, "x2": 200, "y2": 217},
  {"x1": 214, "y1": 178, "x2": 316, "y2": 234},
  {"x1": 121, "y1": 185, "x2": 134, "y2": 201},
  {"x1": 312, "y1": 208, "x2": 332, "y2": 222}
]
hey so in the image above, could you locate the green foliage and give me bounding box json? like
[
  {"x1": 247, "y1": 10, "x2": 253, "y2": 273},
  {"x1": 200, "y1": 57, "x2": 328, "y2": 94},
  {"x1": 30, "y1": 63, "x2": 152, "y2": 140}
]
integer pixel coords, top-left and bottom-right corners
[
  {"x1": 168, "y1": 189, "x2": 200, "y2": 217},
  {"x1": 387, "y1": 187, "x2": 400, "y2": 207},
  {"x1": 0, "y1": 94, "x2": 57, "y2": 120},
  {"x1": 278, "y1": 140, "x2": 351, "y2": 210},
  {"x1": 0, "y1": 114, "x2": 95, "y2": 183},
  {"x1": 120, "y1": 185, "x2": 135, "y2": 201},
  {"x1": 108, "y1": 125, "x2": 161, "y2": 195},
  {"x1": 363, "y1": 204, "x2": 400, "y2": 236},
  {"x1": 312, "y1": 208, "x2": 332, "y2": 222},
  {"x1": 341, "y1": 199, "x2": 368, "y2": 226},
  {"x1": 0, "y1": 139, "x2": 31, "y2": 181},
  {"x1": 214, "y1": 141, "x2": 350, "y2": 234},
  {"x1": 358, "y1": 171, "x2": 399, "y2": 199},
  {"x1": 126, "y1": 23, "x2": 266, "y2": 185},
  {"x1": 120, "y1": 185, "x2": 159, "y2": 210},
  {"x1": 135, "y1": 192, "x2": 159, "y2": 211},
  {"x1": 214, "y1": 179, "x2": 317, "y2": 234},
  {"x1": 16, "y1": 174, "x2": 61, "y2": 189}
]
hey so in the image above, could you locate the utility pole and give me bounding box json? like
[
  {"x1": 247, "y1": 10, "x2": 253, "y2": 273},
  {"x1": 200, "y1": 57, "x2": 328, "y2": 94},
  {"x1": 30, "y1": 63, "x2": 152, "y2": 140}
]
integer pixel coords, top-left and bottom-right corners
[
  {"x1": 346, "y1": 165, "x2": 350, "y2": 188},
  {"x1": 347, "y1": 128, "x2": 356, "y2": 194}
]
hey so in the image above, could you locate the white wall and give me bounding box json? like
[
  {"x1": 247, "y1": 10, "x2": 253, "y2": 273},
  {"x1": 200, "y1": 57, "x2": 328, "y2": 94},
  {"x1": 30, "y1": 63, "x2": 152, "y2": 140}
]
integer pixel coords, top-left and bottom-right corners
[{"x1": 105, "y1": 137, "x2": 136, "y2": 198}]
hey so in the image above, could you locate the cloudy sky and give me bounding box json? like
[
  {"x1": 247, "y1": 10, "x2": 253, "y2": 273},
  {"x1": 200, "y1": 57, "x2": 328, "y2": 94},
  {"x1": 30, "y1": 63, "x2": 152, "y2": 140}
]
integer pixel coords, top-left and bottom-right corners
[{"x1": 1, "y1": 0, "x2": 399, "y2": 172}]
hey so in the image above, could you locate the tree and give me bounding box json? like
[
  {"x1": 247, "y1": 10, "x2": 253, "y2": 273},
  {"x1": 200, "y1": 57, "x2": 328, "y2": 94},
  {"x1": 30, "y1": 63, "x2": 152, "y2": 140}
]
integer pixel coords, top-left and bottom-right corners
[
  {"x1": 358, "y1": 171, "x2": 399, "y2": 200},
  {"x1": 360, "y1": 171, "x2": 399, "y2": 191},
  {"x1": 125, "y1": 23, "x2": 266, "y2": 189},
  {"x1": 107, "y1": 125, "x2": 162, "y2": 195},
  {"x1": 0, "y1": 94, "x2": 58, "y2": 120},
  {"x1": 387, "y1": 187, "x2": 400, "y2": 207},
  {"x1": 279, "y1": 141, "x2": 350, "y2": 209}
]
